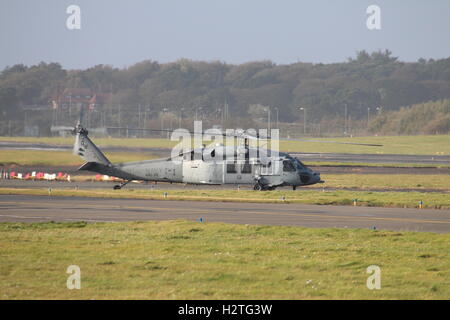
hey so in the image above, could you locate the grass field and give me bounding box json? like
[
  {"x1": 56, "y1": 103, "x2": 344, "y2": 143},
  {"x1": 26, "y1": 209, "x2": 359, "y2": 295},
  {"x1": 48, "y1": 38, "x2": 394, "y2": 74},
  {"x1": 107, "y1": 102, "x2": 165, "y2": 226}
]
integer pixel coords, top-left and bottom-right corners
[
  {"x1": 313, "y1": 174, "x2": 450, "y2": 191},
  {"x1": 0, "y1": 220, "x2": 448, "y2": 299},
  {"x1": 1, "y1": 187, "x2": 449, "y2": 209},
  {"x1": 1, "y1": 134, "x2": 450, "y2": 155},
  {"x1": 0, "y1": 150, "x2": 157, "y2": 166}
]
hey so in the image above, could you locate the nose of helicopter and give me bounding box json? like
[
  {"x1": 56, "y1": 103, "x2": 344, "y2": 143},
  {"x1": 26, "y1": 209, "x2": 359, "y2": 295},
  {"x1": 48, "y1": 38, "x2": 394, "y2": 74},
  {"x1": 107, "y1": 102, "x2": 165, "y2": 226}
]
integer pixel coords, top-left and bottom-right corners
[
  {"x1": 298, "y1": 171, "x2": 323, "y2": 185},
  {"x1": 313, "y1": 171, "x2": 324, "y2": 184}
]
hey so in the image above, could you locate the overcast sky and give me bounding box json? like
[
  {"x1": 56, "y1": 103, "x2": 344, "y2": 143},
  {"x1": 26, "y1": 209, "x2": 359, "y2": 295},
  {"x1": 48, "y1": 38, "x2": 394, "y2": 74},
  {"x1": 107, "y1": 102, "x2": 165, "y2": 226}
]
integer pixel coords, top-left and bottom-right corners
[{"x1": 1, "y1": 0, "x2": 449, "y2": 70}]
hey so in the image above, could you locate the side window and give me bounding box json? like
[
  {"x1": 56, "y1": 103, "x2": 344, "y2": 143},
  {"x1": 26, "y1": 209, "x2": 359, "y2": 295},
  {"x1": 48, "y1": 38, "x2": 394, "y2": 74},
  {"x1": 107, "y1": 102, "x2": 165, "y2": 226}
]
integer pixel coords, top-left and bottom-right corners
[
  {"x1": 283, "y1": 160, "x2": 295, "y2": 172},
  {"x1": 262, "y1": 161, "x2": 271, "y2": 168},
  {"x1": 241, "y1": 163, "x2": 252, "y2": 174},
  {"x1": 227, "y1": 163, "x2": 237, "y2": 174}
]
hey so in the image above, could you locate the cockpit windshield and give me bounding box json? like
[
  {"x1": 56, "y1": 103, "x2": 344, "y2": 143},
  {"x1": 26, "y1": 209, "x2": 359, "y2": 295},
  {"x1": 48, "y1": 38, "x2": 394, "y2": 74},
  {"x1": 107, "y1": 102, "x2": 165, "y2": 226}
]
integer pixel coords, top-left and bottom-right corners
[{"x1": 292, "y1": 158, "x2": 307, "y2": 170}]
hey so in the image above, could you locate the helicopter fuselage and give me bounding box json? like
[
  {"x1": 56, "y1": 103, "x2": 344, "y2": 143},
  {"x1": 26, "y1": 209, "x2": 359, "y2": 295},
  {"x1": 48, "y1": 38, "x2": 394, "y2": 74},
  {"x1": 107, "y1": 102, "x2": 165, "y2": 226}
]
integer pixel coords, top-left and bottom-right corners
[
  {"x1": 79, "y1": 145, "x2": 323, "y2": 190},
  {"x1": 74, "y1": 129, "x2": 323, "y2": 190}
]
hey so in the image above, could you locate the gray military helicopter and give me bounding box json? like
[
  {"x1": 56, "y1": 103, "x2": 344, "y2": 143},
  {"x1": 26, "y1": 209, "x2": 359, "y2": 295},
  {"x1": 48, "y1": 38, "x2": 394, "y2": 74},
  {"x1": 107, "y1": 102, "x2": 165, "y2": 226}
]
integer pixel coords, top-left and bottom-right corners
[{"x1": 71, "y1": 110, "x2": 381, "y2": 191}]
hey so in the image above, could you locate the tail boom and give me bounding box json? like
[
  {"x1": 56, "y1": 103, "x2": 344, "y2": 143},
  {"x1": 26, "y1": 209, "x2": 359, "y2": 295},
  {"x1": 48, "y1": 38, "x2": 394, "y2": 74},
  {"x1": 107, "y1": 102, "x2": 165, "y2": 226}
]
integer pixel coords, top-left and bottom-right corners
[{"x1": 78, "y1": 162, "x2": 141, "y2": 181}]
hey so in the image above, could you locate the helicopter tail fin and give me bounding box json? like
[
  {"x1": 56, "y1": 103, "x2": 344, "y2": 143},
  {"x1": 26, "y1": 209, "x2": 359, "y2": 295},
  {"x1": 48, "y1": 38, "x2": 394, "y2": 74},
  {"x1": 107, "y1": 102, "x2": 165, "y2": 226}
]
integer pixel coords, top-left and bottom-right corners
[{"x1": 73, "y1": 129, "x2": 111, "y2": 166}]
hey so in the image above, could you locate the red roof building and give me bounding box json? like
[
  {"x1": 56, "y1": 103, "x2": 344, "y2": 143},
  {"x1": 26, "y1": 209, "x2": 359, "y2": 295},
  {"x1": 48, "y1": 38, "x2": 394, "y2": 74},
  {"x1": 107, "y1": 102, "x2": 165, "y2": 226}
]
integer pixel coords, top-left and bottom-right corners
[
  {"x1": 88, "y1": 92, "x2": 112, "y2": 110},
  {"x1": 51, "y1": 88, "x2": 111, "y2": 110}
]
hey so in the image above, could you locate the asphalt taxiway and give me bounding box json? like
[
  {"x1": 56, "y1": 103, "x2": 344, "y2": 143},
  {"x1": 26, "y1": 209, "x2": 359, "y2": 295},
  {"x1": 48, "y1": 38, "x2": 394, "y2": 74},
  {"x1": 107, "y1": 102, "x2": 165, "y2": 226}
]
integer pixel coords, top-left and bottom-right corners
[{"x1": 1, "y1": 194, "x2": 449, "y2": 233}]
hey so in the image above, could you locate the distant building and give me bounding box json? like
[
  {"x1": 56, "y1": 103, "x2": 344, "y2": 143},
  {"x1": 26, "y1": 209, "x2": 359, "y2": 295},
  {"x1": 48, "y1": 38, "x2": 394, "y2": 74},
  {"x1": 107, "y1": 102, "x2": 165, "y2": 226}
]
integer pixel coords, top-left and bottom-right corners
[
  {"x1": 88, "y1": 93, "x2": 112, "y2": 110},
  {"x1": 51, "y1": 88, "x2": 111, "y2": 111}
]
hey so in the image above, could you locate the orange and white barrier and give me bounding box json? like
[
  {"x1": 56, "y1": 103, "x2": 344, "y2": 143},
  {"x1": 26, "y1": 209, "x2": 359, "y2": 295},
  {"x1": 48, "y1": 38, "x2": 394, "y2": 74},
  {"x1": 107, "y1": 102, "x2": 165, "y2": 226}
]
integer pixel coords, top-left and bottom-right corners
[
  {"x1": 1, "y1": 169, "x2": 124, "y2": 183},
  {"x1": 1, "y1": 170, "x2": 72, "y2": 181}
]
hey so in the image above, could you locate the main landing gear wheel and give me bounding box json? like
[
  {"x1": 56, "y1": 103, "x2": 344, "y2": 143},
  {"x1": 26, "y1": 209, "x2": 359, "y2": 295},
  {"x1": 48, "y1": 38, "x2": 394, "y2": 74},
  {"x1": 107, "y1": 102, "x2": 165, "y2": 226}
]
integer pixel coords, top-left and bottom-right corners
[
  {"x1": 293, "y1": 186, "x2": 297, "y2": 191},
  {"x1": 253, "y1": 183, "x2": 263, "y2": 191}
]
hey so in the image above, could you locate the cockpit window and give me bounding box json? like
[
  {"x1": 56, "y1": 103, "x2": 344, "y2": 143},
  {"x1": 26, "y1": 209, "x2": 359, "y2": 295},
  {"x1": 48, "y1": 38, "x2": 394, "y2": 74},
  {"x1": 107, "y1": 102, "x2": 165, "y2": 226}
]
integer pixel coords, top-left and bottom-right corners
[
  {"x1": 292, "y1": 158, "x2": 307, "y2": 170},
  {"x1": 283, "y1": 160, "x2": 296, "y2": 172}
]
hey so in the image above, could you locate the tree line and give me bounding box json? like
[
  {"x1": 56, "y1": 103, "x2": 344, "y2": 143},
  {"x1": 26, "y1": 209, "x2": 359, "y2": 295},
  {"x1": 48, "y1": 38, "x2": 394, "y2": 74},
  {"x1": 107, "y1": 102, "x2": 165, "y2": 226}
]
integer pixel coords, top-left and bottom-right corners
[
  {"x1": 1, "y1": 50, "x2": 450, "y2": 135},
  {"x1": 369, "y1": 99, "x2": 450, "y2": 135}
]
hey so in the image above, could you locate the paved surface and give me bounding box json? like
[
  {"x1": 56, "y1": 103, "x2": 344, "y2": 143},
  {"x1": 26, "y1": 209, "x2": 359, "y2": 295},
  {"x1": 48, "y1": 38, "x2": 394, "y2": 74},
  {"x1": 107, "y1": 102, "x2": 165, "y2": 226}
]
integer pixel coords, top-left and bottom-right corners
[{"x1": 1, "y1": 194, "x2": 449, "y2": 233}]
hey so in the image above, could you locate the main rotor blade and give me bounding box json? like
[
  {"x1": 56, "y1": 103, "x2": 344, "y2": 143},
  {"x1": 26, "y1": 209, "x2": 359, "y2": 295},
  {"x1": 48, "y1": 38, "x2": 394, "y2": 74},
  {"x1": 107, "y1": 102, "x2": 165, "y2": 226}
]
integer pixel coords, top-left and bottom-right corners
[
  {"x1": 234, "y1": 133, "x2": 383, "y2": 146},
  {"x1": 105, "y1": 127, "x2": 382, "y2": 146},
  {"x1": 279, "y1": 138, "x2": 382, "y2": 147},
  {"x1": 245, "y1": 133, "x2": 382, "y2": 146},
  {"x1": 50, "y1": 126, "x2": 75, "y2": 132},
  {"x1": 106, "y1": 127, "x2": 181, "y2": 133},
  {"x1": 105, "y1": 127, "x2": 229, "y2": 137},
  {"x1": 106, "y1": 127, "x2": 254, "y2": 138}
]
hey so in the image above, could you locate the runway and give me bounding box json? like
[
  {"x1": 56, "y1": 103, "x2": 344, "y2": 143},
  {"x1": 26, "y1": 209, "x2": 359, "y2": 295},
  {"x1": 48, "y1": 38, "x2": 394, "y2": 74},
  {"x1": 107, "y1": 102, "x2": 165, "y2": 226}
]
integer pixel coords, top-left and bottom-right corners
[{"x1": 1, "y1": 194, "x2": 449, "y2": 233}]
